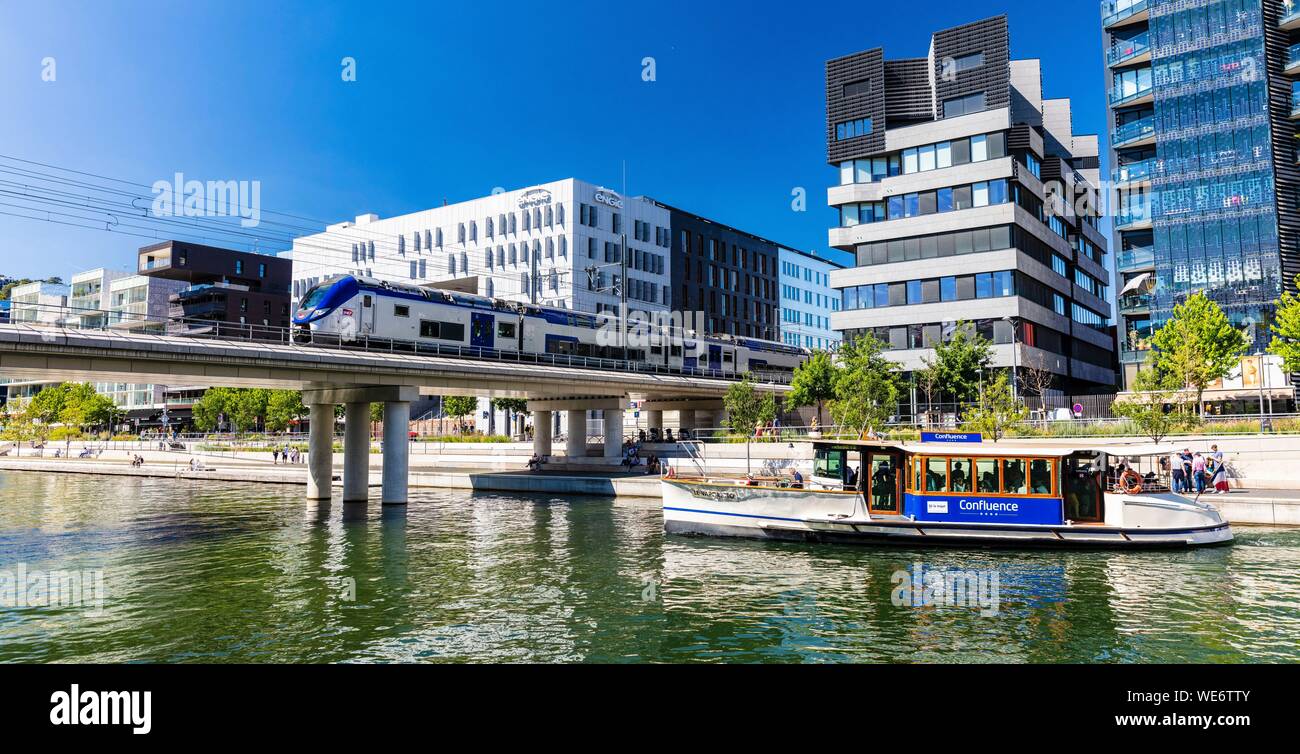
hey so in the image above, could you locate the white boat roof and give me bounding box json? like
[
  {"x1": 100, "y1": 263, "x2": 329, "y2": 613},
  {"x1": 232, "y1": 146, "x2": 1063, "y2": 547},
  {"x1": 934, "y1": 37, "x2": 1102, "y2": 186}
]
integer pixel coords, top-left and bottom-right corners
[{"x1": 813, "y1": 439, "x2": 1185, "y2": 458}]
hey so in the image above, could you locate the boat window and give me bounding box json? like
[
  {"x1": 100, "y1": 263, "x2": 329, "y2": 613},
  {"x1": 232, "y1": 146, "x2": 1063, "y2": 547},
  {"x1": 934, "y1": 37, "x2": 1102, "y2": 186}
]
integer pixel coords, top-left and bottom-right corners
[
  {"x1": 814, "y1": 449, "x2": 844, "y2": 479},
  {"x1": 925, "y1": 457, "x2": 948, "y2": 492},
  {"x1": 976, "y1": 458, "x2": 999, "y2": 493},
  {"x1": 1002, "y1": 459, "x2": 1027, "y2": 495},
  {"x1": 949, "y1": 458, "x2": 973, "y2": 492},
  {"x1": 1030, "y1": 459, "x2": 1053, "y2": 495}
]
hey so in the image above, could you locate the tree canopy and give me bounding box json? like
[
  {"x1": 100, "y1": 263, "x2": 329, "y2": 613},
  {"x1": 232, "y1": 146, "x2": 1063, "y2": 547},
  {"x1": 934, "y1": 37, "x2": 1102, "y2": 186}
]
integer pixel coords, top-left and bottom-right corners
[
  {"x1": 830, "y1": 334, "x2": 902, "y2": 437},
  {"x1": 931, "y1": 324, "x2": 993, "y2": 405},
  {"x1": 961, "y1": 372, "x2": 1027, "y2": 442},
  {"x1": 1112, "y1": 368, "x2": 1200, "y2": 443},
  {"x1": 787, "y1": 350, "x2": 836, "y2": 425},
  {"x1": 1149, "y1": 291, "x2": 1249, "y2": 414},
  {"x1": 1270, "y1": 277, "x2": 1300, "y2": 374}
]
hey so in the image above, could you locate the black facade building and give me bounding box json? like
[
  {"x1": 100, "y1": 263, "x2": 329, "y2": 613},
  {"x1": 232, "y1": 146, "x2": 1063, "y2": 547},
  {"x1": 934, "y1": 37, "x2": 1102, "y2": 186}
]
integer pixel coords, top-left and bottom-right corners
[
  {"x1": 656, "y1": 203, "x2": 781, "y2": 341},
  {"x1": 137, "y1": 240, "x2": 292, "y2": 337}
]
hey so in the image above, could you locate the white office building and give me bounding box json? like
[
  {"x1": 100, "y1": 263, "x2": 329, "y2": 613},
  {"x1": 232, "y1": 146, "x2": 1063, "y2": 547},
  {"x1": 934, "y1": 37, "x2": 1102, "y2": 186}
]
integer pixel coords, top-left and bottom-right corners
[
  {"x1": 9, "y1": 281, "x2": 68, "y2": 325},
  {"x1": 290, "y1": 179, "x2": 674, "y2": 317},
  {"x1": 106, "y1": 274, "x2": 186, "y2": 333},
  {"x1": 68, "y1": 268, "x2": 131, "y2": 328},
  {"x1": 779, "y1": 248, "x2": 843, "y2": 351}
]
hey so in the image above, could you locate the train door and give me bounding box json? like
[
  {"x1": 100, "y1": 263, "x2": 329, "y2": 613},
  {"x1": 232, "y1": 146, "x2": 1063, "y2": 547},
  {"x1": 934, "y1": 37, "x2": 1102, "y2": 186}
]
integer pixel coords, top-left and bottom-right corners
[
  {"x1": 470, "y1": 312, "x2": 495, "y2": 349},
  {"x1": 707, "y1": 345, "x2": 722, "y2": 373}
]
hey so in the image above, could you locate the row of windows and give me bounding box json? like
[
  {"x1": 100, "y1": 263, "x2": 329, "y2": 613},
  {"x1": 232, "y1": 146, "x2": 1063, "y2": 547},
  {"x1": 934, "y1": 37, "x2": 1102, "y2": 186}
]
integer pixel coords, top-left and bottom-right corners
[
  {"x1": 911, "y1": 456, "x2": 1054, "y2": 497},
  {"x1": 679, "y1": 230, "x2": 776, "y2": 278},
  {"x1": 835, "y1": 118, "x2": 873, "y2": 141},
  {"x1": 942, "y1": 91, "x2": 986, "y2": 119},
  {"x1": 844, "y1": 318, "x2": 1018, "y2": 351},
  {"x1": 839, "y1": 179, "x2": 1009, "y2": 227},
  {"x1": 837, "y1": 131, "x2": 1008, "y2": 185},
  {"x1": 839, "y1": 270, "x2": 1015, "y2": 311},
  {"x1": 780, "y1": 260, "x2": 830, "y2": 287}
]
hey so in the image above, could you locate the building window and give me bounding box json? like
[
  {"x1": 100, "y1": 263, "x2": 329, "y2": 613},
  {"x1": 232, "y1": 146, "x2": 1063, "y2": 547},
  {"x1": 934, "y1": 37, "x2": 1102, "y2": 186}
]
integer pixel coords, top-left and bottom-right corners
[
  {"x1": 951, "y1": 52, "x2": 984, "y2": 72},
  {"x1": 942, "y1": 92, "x2": 986, "y2": 118},
  {"x1": 235, "y1": 260, "x2": 243, "y2": 275},
  {"x1": 842, "y1": 79, "x2": 870, "y2": 97},
  {"x1": 835, "y1": 118, "x2": 873, "y2": 140}
]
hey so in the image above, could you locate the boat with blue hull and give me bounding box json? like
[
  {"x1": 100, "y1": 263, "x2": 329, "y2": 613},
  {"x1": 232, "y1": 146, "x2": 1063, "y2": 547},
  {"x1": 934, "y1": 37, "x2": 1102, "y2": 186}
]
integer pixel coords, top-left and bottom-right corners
[{"x1": 661, "y1": 439, "x2": 1232, "y2": 548}]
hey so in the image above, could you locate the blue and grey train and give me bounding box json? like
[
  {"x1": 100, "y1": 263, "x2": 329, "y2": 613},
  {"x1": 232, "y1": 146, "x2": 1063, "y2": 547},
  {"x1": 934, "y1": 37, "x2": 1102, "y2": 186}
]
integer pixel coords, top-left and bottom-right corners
[{"x1": 293, "y1": 275, "x2": 809, "y2": 376}]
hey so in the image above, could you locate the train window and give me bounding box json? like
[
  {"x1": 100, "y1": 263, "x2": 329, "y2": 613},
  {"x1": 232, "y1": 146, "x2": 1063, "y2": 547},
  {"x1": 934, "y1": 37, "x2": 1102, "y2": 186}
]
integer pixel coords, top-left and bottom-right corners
[
  {"x1": 419, "y1": 320, "x2": 466, "y2": 341},
  {"x1": 670, "y1": 346, "x2": 682, "y2": 357},
  {"x1": 650, "y1": 345, "x2": 662, "y2": 355},
  {"x1": 722, "y1": 351, "x2": 734, "y2": 363},
  {"x1": 363, "y1": 295, "x2": 372, "y2": 308},
  {"x1": 498, "y1": 322, "x2": 516, "y2": 339},
  {"x1": 394, "y1": 305, "x2": 409, "y2": 318}
]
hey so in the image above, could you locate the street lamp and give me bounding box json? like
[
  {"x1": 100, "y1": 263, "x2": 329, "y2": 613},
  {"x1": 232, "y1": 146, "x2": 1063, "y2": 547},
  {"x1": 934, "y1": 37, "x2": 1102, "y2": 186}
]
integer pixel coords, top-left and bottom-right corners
[{"x1": 1003, "y1": 316, "x2": 1018, "y2": 402}]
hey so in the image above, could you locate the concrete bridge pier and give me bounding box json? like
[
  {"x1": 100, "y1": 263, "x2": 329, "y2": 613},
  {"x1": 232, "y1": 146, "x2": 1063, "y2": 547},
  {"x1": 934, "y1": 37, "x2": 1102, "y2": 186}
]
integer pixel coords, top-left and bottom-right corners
[
  {"x1": 644, "y1": 410, "x2": 663, "y2": 435},
  {"x1": 381, "y1": 399, "x2": 410, "y2": 505},
  {"x1": 566, "y1": 410, "x2": 587, "y2": 459},
  {"x1": 603, "y1": 409, "x2": 623, "y2": 458},
  {"x1": 533, "y1": 409, "x2": 552, "y2": 457},
  {"x1": 343, "y1": 402, "x2": 370, "y2": 502},
  {"x1": 303, "y1": 386, "x2": 421, "y2": 504},
  {"x1": 306, "y1": 401, "x2": 334, "y2": 500}
]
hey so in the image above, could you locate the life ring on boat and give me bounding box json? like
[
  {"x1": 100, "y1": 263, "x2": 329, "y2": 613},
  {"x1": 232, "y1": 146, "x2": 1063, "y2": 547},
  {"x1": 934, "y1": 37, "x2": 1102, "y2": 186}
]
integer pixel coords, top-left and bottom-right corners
[{"x1": 1118, "y1": 470, "x2": 1143, "y2": 495}]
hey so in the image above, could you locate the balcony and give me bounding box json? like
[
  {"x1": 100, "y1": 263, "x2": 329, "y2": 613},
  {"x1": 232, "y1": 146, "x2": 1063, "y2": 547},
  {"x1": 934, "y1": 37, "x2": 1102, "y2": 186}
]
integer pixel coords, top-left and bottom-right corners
[
  {"x1": 1116, "y1": 246, "x2": 1155, "y2": 270},
  {"x1": 1110, "y1": 82, "x2": 1154, "y2": 108},
  {"x1": 1119, "y1": 293, "x2": 1153, "y2": 313},
  {"x1": 1107, "y1": 33, "x2": 1151, "y2": 67},
  {"x1": 1115, "y1": 205, "x2": 1153, "y2": 230},
  {"x1": 1283, "y1": 1, "x2": 1300, "y2": 31},
  {"x1": 1287, "y1": 44, "x2": 1300, "y2": 76},
  {"x1": 1113, "y1": 158, "x2": 1156, "y2": 186},
  {"x1": 1104, "y1": 0, "x2": 1149, "y2": 29},
  {"x1": 1120, "y1": 348, "x2": 1152, "y2": 364},
  {"x1": 1111, "y1": 116, "x2": 1155, "y2": 149}
]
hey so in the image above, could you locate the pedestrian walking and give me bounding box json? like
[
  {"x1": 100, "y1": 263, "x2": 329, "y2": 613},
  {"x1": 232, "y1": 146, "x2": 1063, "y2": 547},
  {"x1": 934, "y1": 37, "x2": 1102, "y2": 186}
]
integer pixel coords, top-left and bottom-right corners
[{"x1": 1191, "y1": 453, "x2": 1207, "y2": 494}]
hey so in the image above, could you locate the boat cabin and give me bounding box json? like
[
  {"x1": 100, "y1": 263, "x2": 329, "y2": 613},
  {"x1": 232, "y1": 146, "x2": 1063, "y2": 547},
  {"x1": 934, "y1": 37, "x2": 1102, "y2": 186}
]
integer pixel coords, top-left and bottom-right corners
[{"x1": 812, "y1": 440, "x2": 1126, "y2": 526}]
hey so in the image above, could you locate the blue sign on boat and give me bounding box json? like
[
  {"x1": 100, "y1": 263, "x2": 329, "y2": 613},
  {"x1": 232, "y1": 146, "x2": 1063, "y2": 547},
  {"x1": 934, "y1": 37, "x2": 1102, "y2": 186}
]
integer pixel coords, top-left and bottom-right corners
[{"x1": 921, "y1": 432, "x2": 983, "y2": 444}]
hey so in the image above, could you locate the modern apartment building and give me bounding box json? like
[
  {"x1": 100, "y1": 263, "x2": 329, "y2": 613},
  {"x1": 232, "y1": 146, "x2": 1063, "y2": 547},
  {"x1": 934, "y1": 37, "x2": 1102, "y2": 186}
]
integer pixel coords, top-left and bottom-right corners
[
  {"x1": 826, "y1": 15, "x2": 1116, "y2": 397},
  {"x1": 67, "y1": 268, "x2": 130, "y2": 328},
  {"x1": 8, "y1": 281, "x2": 68, "y2": 325},
  {"x1": 1103, "y1": 0, "x2": 1296, "y2": 387},
  {"x1": 779, "y1": 248, "x2": 843, "y2": 350},
  {"x1": 105, "y1": 274, "x2": 186, "y2": 333},
  {"x1": 138, "y1": 240, "x2": 292, "y2": 337}
]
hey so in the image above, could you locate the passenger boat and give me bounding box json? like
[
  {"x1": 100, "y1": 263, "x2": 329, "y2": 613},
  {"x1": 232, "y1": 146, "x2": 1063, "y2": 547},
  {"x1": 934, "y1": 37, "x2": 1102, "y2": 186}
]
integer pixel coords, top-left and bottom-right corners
[{"x1": 661, "y1": 438, "x2": 1233, "y2": 548}]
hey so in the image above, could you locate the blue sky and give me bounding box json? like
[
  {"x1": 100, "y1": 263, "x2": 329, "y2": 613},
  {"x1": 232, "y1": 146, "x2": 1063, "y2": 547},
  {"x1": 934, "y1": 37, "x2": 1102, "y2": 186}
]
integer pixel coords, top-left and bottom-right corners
[{"x1": 0, "y1": 0, "x2": 1111, "y2": 280}]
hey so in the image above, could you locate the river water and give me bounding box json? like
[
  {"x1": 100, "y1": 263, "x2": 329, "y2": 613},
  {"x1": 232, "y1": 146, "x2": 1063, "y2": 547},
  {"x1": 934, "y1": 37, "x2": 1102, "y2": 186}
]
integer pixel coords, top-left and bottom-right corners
[{"x1": 0, "y1": 470, "x2": 1297, "y2": 663}]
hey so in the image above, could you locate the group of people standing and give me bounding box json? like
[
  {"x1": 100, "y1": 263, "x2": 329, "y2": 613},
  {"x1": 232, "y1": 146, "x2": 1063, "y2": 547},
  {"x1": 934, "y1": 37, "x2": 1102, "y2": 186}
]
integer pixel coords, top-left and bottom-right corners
[
  {"x1": 271, "y1": 445, "x2": 301, "y2": 465},
  {"x1": 1169, "y1": 445, "x2": 1229, "y2": 495}
]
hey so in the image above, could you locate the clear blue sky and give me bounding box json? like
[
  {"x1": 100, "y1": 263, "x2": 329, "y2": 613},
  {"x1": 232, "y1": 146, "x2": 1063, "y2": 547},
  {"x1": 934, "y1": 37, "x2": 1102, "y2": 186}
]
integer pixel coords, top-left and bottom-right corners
[{"x1": 0, "y1": 0, "x2": 1111, "y2": 279}]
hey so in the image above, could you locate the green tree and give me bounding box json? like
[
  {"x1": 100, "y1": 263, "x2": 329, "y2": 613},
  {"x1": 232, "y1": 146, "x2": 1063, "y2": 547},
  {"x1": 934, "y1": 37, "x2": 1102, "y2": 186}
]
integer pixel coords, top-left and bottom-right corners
[
  {"x1": 1112, "y1": 368, "x2": 1200, "y2": 443},
  {"x1": 492, "y1": 398, "x2": 529, "y2": 437},
  {"x1": 265, "y1": 390, "x2": 306, "y2": 432},
  {"x1": 961, "y1": 372, "x2": 1027, "y2": 442},
  {"x1": 830, "y1": 334, "x2": 902, "y2": 437},
  {"x1": 55, "y1": 383, "x2": 117, "y2": 432},
  {"x1": 192, "y1": 387, "x2": 235, "y2": 432},
  {"x1": 442, "y1": 396, "x2": 479, "y2": 431},
  {"x1": 1149, "y1": 291, "x2": 1249, "y2": 416},
  {"x1": 723, "y1": 375, "x2": 765, "y2": 437},
  {"x1": 914, "y1": 358, "x2": 942, "y2": 423},
  {"x1": 932, "y1": 324, "x2": 993, "y2": 406},
  {"x1": 27, "y1": 383, "x2": 68, "y2": 425},
  {"x1": 1270, "y1": 277, "x2": 1300, "y2": 373},
  {"x1": 788, "y1": 350, "x2": 836, "y2": 426}
]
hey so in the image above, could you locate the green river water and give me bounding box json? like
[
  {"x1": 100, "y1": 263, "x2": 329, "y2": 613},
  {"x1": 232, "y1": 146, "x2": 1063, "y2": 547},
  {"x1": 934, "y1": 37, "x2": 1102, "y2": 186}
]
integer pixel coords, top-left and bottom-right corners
[{"x1": 1, "y1": 470, "x2": 1297, "y2": 663}]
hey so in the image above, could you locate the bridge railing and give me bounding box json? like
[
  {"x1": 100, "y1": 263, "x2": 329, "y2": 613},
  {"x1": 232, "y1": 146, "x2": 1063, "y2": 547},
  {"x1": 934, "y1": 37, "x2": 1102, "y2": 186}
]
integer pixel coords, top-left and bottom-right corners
[{"x1": 3, "y1": 301, "x2": 794, "y2": 385}]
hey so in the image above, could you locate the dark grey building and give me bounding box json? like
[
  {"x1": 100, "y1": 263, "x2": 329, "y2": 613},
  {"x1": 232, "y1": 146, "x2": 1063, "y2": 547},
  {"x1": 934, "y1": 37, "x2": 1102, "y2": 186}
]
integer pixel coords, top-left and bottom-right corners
[
  {"x1": 654, "y1": 203, "x2": 781, "y2": 341},
  {"x1": 827, "y1": 15, "x2": 1116, "y2": 397},
  {"x1": 138, "y1": 240, "x2": 292, "y2": 338}
]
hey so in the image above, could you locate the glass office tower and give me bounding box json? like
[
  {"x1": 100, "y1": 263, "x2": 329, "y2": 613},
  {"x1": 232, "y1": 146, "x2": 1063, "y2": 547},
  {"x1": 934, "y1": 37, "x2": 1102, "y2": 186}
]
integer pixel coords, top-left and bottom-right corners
[{"x1": 1103, "y1": 0, "x2": 1297, "y2": 388}]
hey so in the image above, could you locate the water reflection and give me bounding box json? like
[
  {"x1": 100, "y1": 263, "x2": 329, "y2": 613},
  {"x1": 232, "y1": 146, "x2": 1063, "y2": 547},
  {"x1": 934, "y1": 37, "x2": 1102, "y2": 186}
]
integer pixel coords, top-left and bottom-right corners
[{"x1": 0, "y1": 471, "x2": 1296, "y2": 663}]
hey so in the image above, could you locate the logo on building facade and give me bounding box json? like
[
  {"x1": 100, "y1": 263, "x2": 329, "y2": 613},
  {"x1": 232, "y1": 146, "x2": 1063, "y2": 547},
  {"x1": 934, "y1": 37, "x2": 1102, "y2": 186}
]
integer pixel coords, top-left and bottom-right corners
[
  {"x1": 517, "y1": 189, "x2": 553, "y2": 209},
  {"x1": 594, "y1": 190, "x2": 624, "y2": 208}
]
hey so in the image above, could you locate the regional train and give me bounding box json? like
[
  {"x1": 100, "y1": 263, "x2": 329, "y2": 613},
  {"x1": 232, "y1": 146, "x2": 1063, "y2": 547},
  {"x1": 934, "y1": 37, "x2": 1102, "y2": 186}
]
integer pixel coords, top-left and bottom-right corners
[{"x1": 292, "y1": 275, "x2": 808, "y2": 377}]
